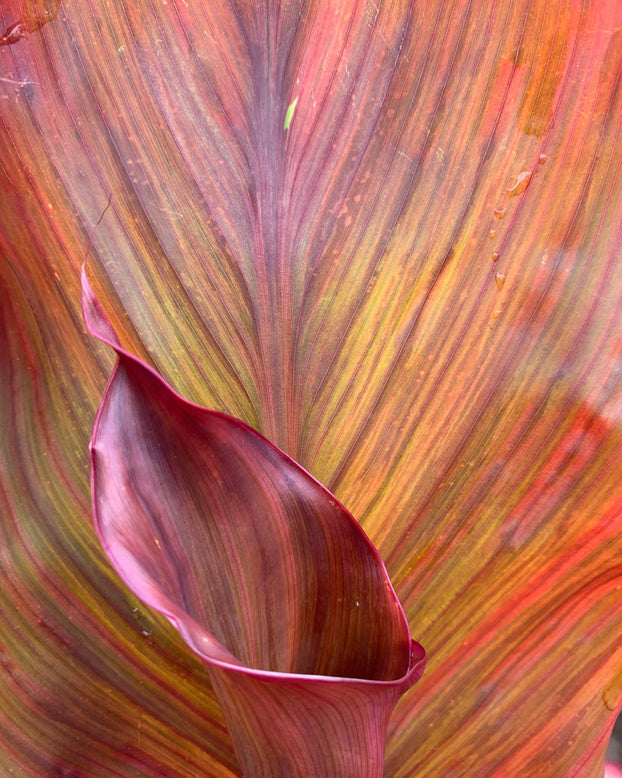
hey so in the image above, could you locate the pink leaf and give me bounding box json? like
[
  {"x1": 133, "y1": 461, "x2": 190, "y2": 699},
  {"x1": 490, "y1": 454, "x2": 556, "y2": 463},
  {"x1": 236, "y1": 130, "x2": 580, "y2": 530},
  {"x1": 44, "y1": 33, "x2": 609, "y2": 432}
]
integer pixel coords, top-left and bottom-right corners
[{"x1": 83, "y1": 268, "x2": 425, "y2": 776}]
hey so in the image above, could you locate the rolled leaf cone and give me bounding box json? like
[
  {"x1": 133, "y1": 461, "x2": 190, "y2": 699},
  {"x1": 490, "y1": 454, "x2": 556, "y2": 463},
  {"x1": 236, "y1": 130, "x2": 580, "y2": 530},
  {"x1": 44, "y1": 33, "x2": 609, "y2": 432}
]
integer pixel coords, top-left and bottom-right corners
[{"x1": 82, "y1": 267, "x2": 425, "y2": 777}]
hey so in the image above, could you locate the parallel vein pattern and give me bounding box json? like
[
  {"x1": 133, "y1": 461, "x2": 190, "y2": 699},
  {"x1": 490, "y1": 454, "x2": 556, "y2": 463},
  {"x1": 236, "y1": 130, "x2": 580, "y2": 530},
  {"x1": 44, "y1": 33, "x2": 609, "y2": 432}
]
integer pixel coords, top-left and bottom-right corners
[{"x1": 1, "y1": 0, "x2": 622, "y2": 775}]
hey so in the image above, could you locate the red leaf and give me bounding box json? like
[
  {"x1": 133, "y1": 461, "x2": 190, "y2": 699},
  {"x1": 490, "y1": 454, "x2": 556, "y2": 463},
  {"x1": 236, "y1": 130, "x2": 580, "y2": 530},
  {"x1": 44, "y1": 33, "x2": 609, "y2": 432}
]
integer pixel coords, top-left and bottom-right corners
[
  {"x1": 1, "y1": 0, "x2": 622, "y2": 774},
  {"x1": 83, "y1": 268, "x2": 425, "y2": 776}
]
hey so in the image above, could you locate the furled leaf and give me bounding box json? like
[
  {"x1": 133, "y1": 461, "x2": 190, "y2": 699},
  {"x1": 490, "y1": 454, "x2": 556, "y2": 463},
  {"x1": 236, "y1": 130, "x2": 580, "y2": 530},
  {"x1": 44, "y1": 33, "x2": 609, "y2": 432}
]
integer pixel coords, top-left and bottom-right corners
[
  {"x1": 1, "y1": 0, "x2": 622, "y2": 776},
  {"x1": 82, "y1": 267, "x2": 425, "y2": 777}
]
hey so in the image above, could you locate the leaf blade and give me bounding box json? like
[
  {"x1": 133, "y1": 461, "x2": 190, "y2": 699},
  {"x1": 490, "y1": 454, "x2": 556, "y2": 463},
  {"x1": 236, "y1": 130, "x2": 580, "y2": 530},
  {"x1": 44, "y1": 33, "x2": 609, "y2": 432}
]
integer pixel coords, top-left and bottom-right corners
[{"x1": 1, "y1": 0, "x2": 622, "y2": 775}]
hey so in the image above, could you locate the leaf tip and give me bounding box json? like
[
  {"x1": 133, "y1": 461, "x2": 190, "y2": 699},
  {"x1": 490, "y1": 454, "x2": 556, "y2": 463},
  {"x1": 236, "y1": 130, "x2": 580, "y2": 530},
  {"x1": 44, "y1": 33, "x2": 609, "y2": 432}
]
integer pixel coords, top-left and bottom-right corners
[{"x1": 81, "y1": 264, "x2": 121, "y2": 349}]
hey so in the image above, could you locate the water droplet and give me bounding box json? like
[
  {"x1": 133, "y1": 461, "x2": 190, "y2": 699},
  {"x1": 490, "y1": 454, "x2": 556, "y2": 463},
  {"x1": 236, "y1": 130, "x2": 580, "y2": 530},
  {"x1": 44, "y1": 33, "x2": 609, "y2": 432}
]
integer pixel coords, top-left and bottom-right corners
[
  {"x1": 491, "y1": 251, "x2": 499, "y2": 262},
  {"x1": 494, "y1": 207, "x2": 506, "y2": 219},
  {"x1": 507, "y1": 170, "x2": 532, "y2": 196},
  {"x1": 495, "y1": 272, "x2": 506, "y2": 290},
  {"x1": 539, "y1": 154, "x2": 548, "y2": 165},
  {"x1": 493, "y1": 309, "x2": 503, "y2": 319},
  {"x1": 603, "y1": 685, "x2": 620, "y2": 712},
  {"x1": 489, "y1": 229, "x2": 496, "y2": 239}
]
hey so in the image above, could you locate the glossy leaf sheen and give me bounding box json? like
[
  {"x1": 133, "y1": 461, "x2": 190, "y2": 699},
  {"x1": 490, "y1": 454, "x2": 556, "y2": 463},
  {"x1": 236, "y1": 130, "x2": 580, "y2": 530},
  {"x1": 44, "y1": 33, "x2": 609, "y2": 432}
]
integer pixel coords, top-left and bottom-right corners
[
  {"x1": 83, "y1": 268, "x2": 425, "y2": 777},
  {"x1": 1, "y1": 0, "x2": 622, "y2": 776}
]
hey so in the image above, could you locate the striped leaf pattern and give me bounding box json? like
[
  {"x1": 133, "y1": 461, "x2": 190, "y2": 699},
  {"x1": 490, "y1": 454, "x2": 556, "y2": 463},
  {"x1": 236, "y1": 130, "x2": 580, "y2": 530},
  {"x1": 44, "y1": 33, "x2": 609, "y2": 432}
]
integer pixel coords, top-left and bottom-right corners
[
  {"x1": 1, "y1": 0, "x2": 622, "y2": 775},
  {"x1": 83, "y1": 267, "x2": 425, "y2": 777}
]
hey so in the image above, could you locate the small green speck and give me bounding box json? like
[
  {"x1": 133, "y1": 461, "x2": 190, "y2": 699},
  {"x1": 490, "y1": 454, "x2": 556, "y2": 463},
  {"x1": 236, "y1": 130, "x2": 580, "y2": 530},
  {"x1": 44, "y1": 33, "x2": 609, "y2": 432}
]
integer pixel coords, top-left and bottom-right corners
[{"x1": 284, "y1": 97, "x2": 298, "y2": 130}]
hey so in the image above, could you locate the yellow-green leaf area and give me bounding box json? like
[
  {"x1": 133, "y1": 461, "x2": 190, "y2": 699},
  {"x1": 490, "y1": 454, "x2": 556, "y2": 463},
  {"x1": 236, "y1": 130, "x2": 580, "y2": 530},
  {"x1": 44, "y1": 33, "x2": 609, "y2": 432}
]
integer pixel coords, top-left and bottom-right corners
[{"x1": 284, "y1": 97, "x2": 298, "y2": 130}]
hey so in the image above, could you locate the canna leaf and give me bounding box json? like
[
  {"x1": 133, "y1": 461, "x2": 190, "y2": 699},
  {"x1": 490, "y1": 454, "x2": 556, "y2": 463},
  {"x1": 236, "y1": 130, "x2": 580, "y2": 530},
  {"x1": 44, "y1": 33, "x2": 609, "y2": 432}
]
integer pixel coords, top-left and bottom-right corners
[
  {"x1": 82, "y1": 266, "x2": 425, "y2": 777},
  {"x1": 1, "y1": 0, "x2": 622, "y2": 776}
]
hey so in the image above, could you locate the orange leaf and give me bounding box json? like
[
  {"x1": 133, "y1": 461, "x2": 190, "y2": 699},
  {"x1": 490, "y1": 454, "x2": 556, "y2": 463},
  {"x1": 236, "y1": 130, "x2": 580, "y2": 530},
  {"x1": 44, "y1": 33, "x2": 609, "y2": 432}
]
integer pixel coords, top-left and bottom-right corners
[{"x1": 1, "y1": 0, "x2": 622, "y2": 775}]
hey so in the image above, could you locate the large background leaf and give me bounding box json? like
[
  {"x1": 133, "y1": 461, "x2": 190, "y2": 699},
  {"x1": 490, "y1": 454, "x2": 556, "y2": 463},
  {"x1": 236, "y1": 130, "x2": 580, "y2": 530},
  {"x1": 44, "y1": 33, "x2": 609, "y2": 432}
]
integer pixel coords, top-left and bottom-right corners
[{"x1": 1, "y1": 0, "x2": 622, "y2": 775}]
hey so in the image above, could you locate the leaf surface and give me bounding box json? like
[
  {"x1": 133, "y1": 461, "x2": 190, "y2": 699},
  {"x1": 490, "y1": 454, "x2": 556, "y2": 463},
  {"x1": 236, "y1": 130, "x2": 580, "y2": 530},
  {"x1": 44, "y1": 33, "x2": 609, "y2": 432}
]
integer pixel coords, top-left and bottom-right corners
[
  {"x1": 83, "y1": 266, "x2": 424, "y2": 776},
  {"x1": 1, "y1": 0, "x2": 622, "y2": 775}
]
